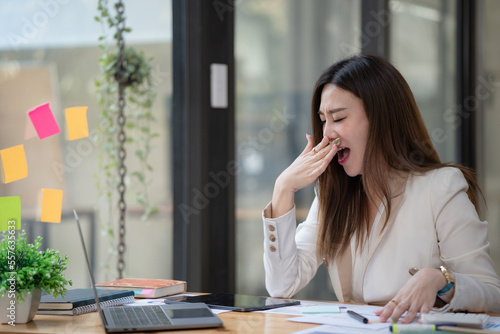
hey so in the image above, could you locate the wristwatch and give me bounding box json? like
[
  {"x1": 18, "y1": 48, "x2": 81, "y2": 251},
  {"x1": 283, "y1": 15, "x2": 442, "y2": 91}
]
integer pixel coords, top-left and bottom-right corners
[{"x1": 437, "y1": 265, "x2": 455, "y2": 296}]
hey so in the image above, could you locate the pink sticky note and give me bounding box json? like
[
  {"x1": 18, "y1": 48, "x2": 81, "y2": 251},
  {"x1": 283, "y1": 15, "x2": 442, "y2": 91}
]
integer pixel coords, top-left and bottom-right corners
[{"x1": 28, "y1": 103, "x2": 61, "y2": 139}]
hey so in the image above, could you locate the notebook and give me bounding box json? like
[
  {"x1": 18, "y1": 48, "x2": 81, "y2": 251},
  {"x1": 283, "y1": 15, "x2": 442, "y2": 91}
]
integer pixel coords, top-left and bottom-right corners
[
  {"x1": 37, "y1": 289, "x2": 135, "y2": 315},
  {"x1": 73, "y1": 210, "x2": 223, "y2": 332},
  {"x1": 96, "y1": 278, "x2": 187, "y2": 298}
]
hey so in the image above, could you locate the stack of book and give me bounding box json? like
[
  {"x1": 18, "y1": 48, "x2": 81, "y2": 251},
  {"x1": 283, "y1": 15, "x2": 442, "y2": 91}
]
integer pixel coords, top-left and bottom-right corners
[
  {"x1": 95, "y1": 278, "x2": 187, "y2": 298},
  {"x1": 37, "y1": 289, "x2": 135, "y2": 315}
]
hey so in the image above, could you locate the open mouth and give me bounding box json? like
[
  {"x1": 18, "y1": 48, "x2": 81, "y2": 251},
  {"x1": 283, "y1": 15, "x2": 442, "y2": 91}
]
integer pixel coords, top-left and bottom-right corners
[{"x1": 337, "y1": 147, "x2": 350, "y2": 164}]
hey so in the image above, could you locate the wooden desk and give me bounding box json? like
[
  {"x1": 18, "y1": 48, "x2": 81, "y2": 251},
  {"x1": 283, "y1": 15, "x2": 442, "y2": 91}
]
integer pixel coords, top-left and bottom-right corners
[
  {"x1": 0, "y1": 310, "x2": 318, "y2": 334},
  {"x1": 3, "y1": 304, "x2": 498, "y2": 334}
]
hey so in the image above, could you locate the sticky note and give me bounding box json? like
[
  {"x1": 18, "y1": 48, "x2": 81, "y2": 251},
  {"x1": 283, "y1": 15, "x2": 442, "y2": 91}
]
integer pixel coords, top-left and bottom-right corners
[
  {"x1": 28, "y1": 103, "x2": 61, "y2": 139},
  {"x1": 0, "y1": 144, "x2": 28, "y2": 183},
  {"x1": 0, "y1": 196, "x2": 21, "y2": 232},
  {"x1": 301, "y1": 306, "x2": 341, "y2": 314},
  {"x1": 65, "y1": 106, "x2": 89, "y2": 140},
  {"x1": 41, "y1": 189, "x2": 63, "y2": 223}
]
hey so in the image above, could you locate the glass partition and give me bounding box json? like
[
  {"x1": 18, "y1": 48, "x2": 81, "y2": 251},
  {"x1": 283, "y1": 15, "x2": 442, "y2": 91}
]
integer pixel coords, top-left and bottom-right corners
[
  {"x1": 477, "y1": 0, "x2": 500, "y2": 273},
  {"x1": 0, "y1": 0, "x2": 173, "y2": 286},
  {"x1": 235, "y1": 0, "x2": 360, "y2": 300},
  {"x1": 389, "y1": 0, "x2": 457, "y2": 163}
]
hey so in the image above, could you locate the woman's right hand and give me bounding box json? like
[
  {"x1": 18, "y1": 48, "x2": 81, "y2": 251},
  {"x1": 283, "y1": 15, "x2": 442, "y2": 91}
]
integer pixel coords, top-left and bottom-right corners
[{"x1": 270, "y1": 134, "x2": 339, "y2": 218}]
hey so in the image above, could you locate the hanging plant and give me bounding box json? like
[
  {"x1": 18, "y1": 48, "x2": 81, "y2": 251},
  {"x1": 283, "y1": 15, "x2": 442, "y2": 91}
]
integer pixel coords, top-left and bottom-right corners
[{"x1": 94, "y1": 0, "x2": 158, "y2": 278}]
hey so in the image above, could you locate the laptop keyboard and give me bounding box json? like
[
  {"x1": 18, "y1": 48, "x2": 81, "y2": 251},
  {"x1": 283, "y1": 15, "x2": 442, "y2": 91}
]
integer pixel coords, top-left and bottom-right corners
[{"x1": 108, "y1": 306, "x2": 172, "y2": 328}]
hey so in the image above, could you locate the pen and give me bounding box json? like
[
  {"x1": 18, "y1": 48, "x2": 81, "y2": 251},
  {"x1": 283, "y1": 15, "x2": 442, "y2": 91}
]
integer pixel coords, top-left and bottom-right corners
[{"x1": 347, "y1": 310, "x2": 369, "y2": 324}]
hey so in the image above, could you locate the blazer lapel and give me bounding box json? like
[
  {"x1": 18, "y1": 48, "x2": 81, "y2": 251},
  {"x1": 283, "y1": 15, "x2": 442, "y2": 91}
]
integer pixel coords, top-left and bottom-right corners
[{"x1": 335, "y1": 244, "x2": 353, "y2": 302}]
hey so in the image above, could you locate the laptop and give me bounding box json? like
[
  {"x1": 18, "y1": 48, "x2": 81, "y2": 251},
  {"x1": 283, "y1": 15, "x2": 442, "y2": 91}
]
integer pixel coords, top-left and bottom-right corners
[{"x1": 73, "y1": 210, "x2": 223, "y2": 332}]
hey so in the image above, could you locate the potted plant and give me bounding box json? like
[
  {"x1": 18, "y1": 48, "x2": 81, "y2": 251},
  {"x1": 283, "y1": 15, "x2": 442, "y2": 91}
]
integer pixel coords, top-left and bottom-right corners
[{"x1": 0, "y1": 230, "x2": 72, "y2": 324}]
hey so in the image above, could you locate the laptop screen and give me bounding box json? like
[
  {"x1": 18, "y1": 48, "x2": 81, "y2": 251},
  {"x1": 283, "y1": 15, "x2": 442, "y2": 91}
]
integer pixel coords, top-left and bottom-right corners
[{"x1": 73, "y1": 210, "x2": 108, "y2": 325}]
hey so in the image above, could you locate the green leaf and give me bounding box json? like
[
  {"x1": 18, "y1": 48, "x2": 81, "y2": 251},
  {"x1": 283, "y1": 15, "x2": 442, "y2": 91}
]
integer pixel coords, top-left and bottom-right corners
[
  {"x1": 132, "y1": 171, "x2": 145, "y2": 183},
  {"x1": 135, "y1": 150, "x2": 144, "y2": 159}
]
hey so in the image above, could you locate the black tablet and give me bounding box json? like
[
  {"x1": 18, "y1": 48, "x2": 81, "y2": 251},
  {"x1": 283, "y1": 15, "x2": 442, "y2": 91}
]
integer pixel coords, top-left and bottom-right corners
[{"x1": 166, "y1": 293, "x2": 300, "y2": 312}]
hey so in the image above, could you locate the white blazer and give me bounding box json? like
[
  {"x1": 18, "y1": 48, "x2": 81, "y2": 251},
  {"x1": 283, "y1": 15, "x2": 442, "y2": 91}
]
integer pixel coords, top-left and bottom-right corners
[{"x1": 263, "y1": 167, "x2": 500, "y2": 312}]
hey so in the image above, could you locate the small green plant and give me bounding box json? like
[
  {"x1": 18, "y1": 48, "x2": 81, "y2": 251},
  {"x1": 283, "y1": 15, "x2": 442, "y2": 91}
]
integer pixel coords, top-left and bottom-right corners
[{"x1": 0, "y1": 231, "x2": 72, "y2": 302}]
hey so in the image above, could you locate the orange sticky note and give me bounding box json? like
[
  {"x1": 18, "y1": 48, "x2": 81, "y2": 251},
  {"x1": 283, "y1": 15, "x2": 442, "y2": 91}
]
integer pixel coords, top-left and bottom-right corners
[
  {"x1": 65, "y1": 106, "x2": 89, "y2": 140},
  {"x1": 41, "y1": 189, "x2": 63, "y2": 223},
  {"x1": 0, "y1": 144, "x2": 28, "y2": 184}
]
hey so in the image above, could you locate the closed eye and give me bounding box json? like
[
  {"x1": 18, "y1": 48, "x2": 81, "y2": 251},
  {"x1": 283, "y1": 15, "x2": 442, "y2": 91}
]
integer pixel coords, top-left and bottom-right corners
[{"x1": 334, "y1": 117, "x2": 345, "y2": 123}]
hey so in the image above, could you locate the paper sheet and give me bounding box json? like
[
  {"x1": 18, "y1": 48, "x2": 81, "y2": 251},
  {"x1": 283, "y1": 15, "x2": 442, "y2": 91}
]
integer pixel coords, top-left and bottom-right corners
[
  {"x1": 288, "y1": 312, "x2": 390, "y2": 331},
  {"x1": 260, "y1": 301, "x2": 376, "y2": 316},
  {"x1": 293, "y1": 324, "x2": 386, "y2": 333},
  {"x1": 485, "y1": 316, "x2": 500, "y2": 331},
  {"x1": 269, "y1": 302, "x2": 401, "y2": 332},
  {"x1": 286, "y1": 303, "x2": 500, "y2": 334}
]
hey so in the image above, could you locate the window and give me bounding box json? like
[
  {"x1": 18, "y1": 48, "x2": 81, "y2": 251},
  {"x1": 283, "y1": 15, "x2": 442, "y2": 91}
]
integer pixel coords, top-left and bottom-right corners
[
  {"x1": 235, "y1": 0, "x2": 360, "y2": 300},
  {"x1": 390, "y1": 0, "x2": 457, "y2": 163},
  {"x1": 477, "y1": 0, "x2": 500, "y2": 272},
  {"x1": 0, "y1": 0, "x2": 173, "y2": 285}
]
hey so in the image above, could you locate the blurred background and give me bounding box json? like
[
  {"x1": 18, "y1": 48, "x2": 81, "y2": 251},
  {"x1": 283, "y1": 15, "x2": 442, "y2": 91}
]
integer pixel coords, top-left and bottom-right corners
[{"x1": 0, "y1": 0, "x2": 498, "y2": 301}]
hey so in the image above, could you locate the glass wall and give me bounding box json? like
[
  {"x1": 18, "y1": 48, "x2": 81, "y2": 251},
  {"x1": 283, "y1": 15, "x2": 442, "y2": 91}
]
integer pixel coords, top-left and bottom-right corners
[
  {"x1": 389, "y1": 0, "x2": 457, "y2": 163},
  {"x1": 0, "y1": 0, "x2": 172, "y2": 286},
  {"x1": 477, "y1": 0, "x2": 500, "y2": 273},
  {"x1": 391, "y1": 0, "x2": 500, "y2": 273},
  {"x1": 235, "y1": 0, "x2": 360, "y2": 300}
]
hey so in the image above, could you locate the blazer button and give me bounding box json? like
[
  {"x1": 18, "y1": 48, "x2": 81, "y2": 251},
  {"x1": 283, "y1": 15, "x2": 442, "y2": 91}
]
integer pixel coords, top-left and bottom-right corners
[
  {"x1": 268, "y1": 225, "x2": 275, "y2": 232},
  {"x1": 269, "y1": 245, "x2": 276, "y2": 252},
  {"x1": 269, "y1": 235, "x2": 276, "y2": 242}
]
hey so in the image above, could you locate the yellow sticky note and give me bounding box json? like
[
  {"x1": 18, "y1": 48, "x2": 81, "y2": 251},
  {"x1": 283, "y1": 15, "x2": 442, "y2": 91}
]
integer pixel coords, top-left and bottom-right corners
[
  {"x1": 65, "y1": 106, "x2": 89, "y2": 140},
  {"x1": 41, "y1": 189, "x2": 63, "y2": 223},
  {"x1": 0, "y1": 144, "x2": 28, "y2": 184}
]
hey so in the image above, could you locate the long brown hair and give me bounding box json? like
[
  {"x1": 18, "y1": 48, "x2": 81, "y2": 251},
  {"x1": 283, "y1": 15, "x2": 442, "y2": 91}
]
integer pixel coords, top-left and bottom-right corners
[{"x1": 312, "y1": 55, "x2": 482, "y2": 261}]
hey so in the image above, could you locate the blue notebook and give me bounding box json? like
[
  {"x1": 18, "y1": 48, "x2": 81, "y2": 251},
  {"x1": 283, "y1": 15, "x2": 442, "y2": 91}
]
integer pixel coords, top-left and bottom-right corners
[{"x1": 37, "y1": 288, "x2": 135, "y2": 315}]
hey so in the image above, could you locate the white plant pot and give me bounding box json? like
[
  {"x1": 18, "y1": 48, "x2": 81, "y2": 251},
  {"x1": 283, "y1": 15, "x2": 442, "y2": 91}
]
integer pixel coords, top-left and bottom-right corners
[{"x1": 0, "y1": 289, "x2": 41, "y2": 324}]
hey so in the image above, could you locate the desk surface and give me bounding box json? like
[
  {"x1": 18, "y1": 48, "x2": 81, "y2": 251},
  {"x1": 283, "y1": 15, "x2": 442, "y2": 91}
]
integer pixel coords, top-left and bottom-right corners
[
  {"x1": 0, "y1": 309, "x2": 318, "y2": 334},
  {"x1": 3, "y1": 303, "x2": 499, "y2": 334}
]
